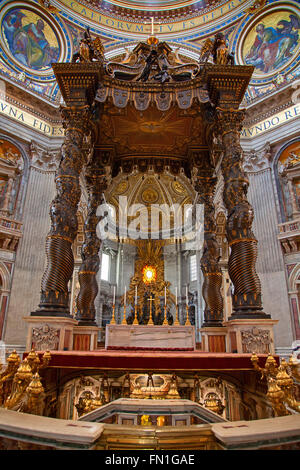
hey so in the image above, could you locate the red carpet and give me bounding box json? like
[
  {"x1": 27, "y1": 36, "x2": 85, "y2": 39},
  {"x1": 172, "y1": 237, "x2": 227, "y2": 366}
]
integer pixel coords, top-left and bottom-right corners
[{"x1": 25, "y1": 350, "x2": 278, "y2": 371}]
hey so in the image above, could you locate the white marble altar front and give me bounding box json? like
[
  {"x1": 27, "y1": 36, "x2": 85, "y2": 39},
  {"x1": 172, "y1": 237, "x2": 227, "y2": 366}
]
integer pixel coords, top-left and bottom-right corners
[{"x1": 105, "y1": 324, "x2": 195, "y2": 350}]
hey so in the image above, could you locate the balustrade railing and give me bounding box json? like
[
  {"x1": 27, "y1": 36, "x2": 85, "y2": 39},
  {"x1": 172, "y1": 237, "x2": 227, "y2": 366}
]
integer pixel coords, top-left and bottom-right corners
[
  {"x1": 278, "y1": 220, "x2": 300, "y2": 235},
  {"x1": 0, "y1": 215, "x2": 22, "y2": 233}
]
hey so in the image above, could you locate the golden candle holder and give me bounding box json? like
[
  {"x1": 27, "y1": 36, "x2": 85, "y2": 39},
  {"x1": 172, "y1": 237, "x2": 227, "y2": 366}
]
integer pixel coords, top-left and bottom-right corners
[
  {"x1": 174, "y1": 304, "x2": 180, "y2": 325},
  {"x1": 147, "y1": 294, "x2": 155, "y2": 325},
  {"x1": 133, "y1": 304, "x2": 139, "y2": 325},
  {"x1": 185, "y1": 304, "x2": 191, "y2": 326},
  {"x1": 110, "y1": 304, "x2": 116, "y2": 324},
  {"x1": 163, "y1": 305, "x2": 168, "y2": 325},
  {"x1": 122, "y1": 305, "x2": 127, "y2": 325}
]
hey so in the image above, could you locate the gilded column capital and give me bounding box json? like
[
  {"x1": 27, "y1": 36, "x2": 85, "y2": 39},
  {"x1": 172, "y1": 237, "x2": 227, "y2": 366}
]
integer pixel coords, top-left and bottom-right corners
[
  {"x1": 215, "y1": 107, "x2": 245, "y2": 136},
  {"x1": 60, "y1": 105, "x2": 93, "y2": 136}
]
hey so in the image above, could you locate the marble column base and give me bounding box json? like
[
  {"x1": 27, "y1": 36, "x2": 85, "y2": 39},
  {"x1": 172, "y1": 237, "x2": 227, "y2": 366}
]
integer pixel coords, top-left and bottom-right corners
[
  {"x1": 105, "y1": 325, "x2": 195, "y2": 350},
  {"x1": 73, "y1": 325, "x2": 99, "y2": 351},
  {"x1": 24, "y1": 316, "x2": 77, "y2": 352},
  {"x1": 200, "y1": 327, "x2": 228, "y2": 353},
  {"x1": 223, "y1": 318, "x2": 278, "y2": 354}
]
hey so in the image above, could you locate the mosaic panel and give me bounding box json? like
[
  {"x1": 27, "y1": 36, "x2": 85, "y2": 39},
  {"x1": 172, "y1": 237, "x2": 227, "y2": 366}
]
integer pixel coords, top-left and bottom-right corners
[{"x1": 1, "y1": 7, "x2": 60, "y2": 71}]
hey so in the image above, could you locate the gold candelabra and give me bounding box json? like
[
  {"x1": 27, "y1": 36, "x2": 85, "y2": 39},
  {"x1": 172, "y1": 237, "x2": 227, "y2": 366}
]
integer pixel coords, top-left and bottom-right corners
[
  {"x1": 133, "y1": 304, "x2": 139, "y2": 325},
  {"x1": 174, "y1": 304, "x2": 180, "y2": 325},
  {"x1": 185, "y1": 304, "x2": 191, "y2": 326},
  {"x1": 0, "y1": 349, "x2": 51, "y2": 416},
  {"x1": 148, "y1": 295, "x2": 154, "y2": 325},
  {"x1": 110, "y1": 304, "x2": 116, "y2": 324},
  {"x1": 163, "y1": 305, "x2": 168, "y2": 325},
  {"x1": 122, "y1": 304, "x2": 127, "y2": 325},
  {"x1": 251, "y1": 353, "x2": 300, "y2": 416}
]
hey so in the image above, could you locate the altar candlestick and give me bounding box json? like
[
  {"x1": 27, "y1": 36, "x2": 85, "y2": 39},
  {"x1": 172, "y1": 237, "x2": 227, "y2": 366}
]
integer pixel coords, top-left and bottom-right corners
[
  {"x1": 186, "y1": 285, "x2": 191, "y2": 326},
  {"x1": 164, "y1": 286, "x2": 167, "y2": 305},
  {"x1": 122, "y1": 286, "x2": 127, "y2": 325},
  {"x1": 111, "y1": 286, "x2": 116, "y2": 324},
  {"x1": 175, "y1": 287, "x2": 177, "y2": 305},
  {"x1": 135, "y1": 285, "x2": 137, "y2": 305}
]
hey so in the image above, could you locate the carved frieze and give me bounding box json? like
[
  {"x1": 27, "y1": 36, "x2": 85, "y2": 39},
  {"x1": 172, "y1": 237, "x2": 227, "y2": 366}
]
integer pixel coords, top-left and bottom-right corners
[
  {"x1": 241, "y1": 327, "x2": 271, "y2": 354},
  {"x1": 32, "y1": 324, "x2": 60, "y2": 350},
  {"x1": 29, "y1": 142, "x2": 60, "y2": 172},
  {"x1": 243, "y1": 143, "x2": 271, "y2": 173}
]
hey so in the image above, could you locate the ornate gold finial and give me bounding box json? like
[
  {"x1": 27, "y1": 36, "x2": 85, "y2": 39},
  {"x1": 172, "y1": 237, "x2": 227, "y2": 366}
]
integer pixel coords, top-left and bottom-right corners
[
  {"x1": 147, "y1": 36, "x2": 159, "y2": 46},
  {"x1": 26, "y1": 349, "x2": 37, "y2": 362},
  {"x1": 7, "y1": 350, "x2": 20, "y2": 365},
  {"x1": 252, "y1": 354, "x2": 300, "y2": 416},
  {"x1": 26, "y1": 349, "x2": 40, "y2": 373},
  {"x1": 15, "y1": 359, "x2": 33, "y2": 380},
  {"x1": 251, "y1": 353, "x2": 279, "y2": 379},
  {"x1": 265, "y1": 354, "x2": 278, "y2": 369},
  {"x1": 26, "y1": 373, "x2": 44, "y2": 397},
  {"x1": 203, "y1": 393, "x2": 220, "y2": 414},
  {"x1": 266, "y1": 377, "x2": 288, "y2": 417},
  {"x1": 276, "y1": 360, "x2": 293, "y2": 391},
  {"x1": 41, "y1": 350, "x2": 51, "y2": 368},
  {"x1": 26, "y1": 372, "x2": 45, "y2": 416}
]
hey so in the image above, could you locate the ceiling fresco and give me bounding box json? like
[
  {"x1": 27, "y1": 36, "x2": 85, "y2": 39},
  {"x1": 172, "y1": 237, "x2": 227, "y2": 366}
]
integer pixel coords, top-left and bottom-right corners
[
  {"x1": 104, "y1": 0, "x2": 203, "y2": 10},
  {"x1": 0, "y1": 0, "x2": 299, "y2": 107}
]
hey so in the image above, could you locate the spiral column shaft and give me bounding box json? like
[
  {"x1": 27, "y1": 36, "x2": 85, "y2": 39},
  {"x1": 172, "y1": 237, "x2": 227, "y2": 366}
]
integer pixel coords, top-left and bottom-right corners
[
  {"x1": 33, "y1": 106, "x2": 93, "y2": 317},
  {"x1": 193, "y1": 170, "x2": 224, "y2": 327},
  {"x1": 217, "y1": 108, "x2": 269, "y2": 319},
  {"x1": 76, "y1": 167, "x2": 109, "y2": 325}
]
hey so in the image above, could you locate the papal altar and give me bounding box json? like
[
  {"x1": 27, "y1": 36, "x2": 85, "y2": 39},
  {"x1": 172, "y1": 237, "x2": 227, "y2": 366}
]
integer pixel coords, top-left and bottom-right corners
[{"x1": 105, "y1": 324, "x2": 195, "y2": 350}]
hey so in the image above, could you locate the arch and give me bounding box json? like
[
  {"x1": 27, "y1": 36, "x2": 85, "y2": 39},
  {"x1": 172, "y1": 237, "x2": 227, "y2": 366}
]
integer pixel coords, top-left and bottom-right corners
[
  {"x1": 0, "y1": 134, "x2": 30, "y2": 173},
  {"x1": 273, "y1": 137, "x2": 300, "y2": 222},
  {"x1": 0, "y1": 262, "x2": 11, "y2": 292},
  {"x1": 288, "y1": 263, "x2": 300, "y2": 293},
  {"x1": 0, "y1": 134, "x2": 30, "y2": 219}
]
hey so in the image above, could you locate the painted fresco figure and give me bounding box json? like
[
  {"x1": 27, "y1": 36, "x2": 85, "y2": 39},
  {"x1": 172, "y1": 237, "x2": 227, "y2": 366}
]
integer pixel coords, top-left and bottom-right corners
[
  {"x1": 2, "y1": 11, "x2": 59, "y2": 70},
  {"x1": 245, "y1": 15, "x2": 300, "y2": 73}
]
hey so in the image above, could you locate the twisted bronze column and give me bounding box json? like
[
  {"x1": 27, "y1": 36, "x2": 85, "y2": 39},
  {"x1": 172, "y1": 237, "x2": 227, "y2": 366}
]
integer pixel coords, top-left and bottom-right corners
[
  {"x1": 217, "y1": 108, "x2": 269, "y2": 319},
  {"x1": 193, "y1": 168, "x2": 223, "y2": 327},
  {"x1": 32, "y1": 106, "x2": 92, "y2": 317},
  {"x1": 76, "y1": 165, "x2": 108, "y2": 325}
]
